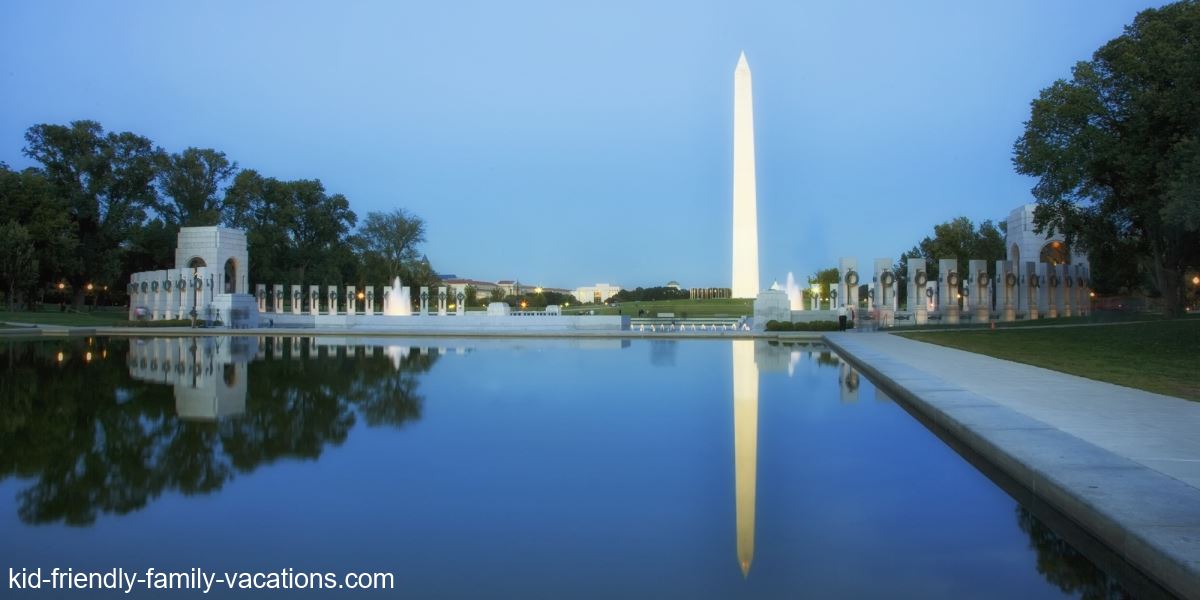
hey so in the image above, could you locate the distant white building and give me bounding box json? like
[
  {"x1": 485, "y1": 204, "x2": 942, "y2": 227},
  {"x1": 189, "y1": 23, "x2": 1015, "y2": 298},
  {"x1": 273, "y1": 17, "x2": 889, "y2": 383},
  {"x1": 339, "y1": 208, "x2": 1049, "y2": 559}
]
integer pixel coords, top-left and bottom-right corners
[
  {"x1": 1005, "y1": 204, "x2": 1089, "y2": 267},
  {"x1": 573, "y1": 283, "x2": 622, "y2": 304}
]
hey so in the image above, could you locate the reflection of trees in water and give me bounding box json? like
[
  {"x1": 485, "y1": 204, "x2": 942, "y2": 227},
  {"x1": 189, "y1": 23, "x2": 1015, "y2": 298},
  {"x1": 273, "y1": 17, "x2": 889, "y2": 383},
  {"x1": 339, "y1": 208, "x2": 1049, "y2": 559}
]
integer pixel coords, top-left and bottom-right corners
[
  {"x1": 1016, "y1": 507, "x2": 1131, "y2": 599},
  {"x1": 0, "y1": 338, "x2": 437, "y2": 526}
]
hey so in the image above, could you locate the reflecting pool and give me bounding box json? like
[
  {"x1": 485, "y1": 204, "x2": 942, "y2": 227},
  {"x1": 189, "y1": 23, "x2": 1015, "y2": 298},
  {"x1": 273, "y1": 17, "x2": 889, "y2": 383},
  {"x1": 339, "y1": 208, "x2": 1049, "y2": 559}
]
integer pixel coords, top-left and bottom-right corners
[{"x1": 0, "y1": 336, "x2": 1153, "y2": 598}]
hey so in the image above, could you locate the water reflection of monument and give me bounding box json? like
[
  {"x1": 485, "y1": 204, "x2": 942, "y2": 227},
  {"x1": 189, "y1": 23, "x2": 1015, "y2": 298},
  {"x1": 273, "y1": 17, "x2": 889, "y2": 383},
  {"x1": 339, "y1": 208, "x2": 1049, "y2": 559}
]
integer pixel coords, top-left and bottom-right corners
[
  {"x1": 732, "y1": 340, "x2": 758, "y2": 577},
  {"x1": 733, "y1": 341, "x2": 859, "y2": 577},
  {"x1": 127, "y1": 337, "x2": 255, "y2": 420}
]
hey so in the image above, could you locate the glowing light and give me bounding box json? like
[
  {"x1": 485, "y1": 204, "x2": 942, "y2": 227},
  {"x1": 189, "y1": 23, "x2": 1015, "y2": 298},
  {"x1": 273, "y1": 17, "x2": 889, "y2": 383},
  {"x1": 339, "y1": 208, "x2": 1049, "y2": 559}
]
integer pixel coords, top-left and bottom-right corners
[
  {"x1": 56, "y1": 352, "x2": 64, "y2": 363},
  {"x1": 520, "y1": 300, "x2": 528, "y2": 309},
  {"x1": 1089, "y1": 292, "x2": 1096, "y2": 298},
  {"x1": 1193, "y1": 276, "x2": 1199, "y2": 285},
  {"x1": 57, "y1": 282, "x2": 65, "y2": 290},
  {"x1": 85, "y1": 351, "x2": 92, "y2": 362},
  {"x1": 356, "y1": 291, "x2": 365, "y2": 300},
  {"x1": 86, "y1": 283, "x2": 93, "y2": 291},
  {"x1": 534, "y1": 287, "x2": 543, "y2": 294}
]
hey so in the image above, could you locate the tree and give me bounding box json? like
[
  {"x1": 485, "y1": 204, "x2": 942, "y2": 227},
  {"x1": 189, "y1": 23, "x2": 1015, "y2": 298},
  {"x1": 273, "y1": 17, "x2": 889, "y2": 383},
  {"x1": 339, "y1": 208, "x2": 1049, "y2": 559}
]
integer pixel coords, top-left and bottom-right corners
[
  {"x1": 156, "y1": 147, "x2": 237, "y2": 227},
  {"x1": 23, "y1": 121, "x2": 162, "y2": 309},
  {"x1": 0, "y1": 164, "x2": 77, "y2": 304},
  {"x1": 224, "y1": 171, "x2": 357, "y2": 285},
  {"x1": 0, "y1": 222, "x2": 38, "y2": 310},
  {"x1": 900, "y1": 217, "x2": 1007, "y2": 282},
  {"x1": 358, "y1": 209, "x2": 426, "y2": 281},
  {"x1": 1013, "y1": 1, "x2": 1200, "y2": 316},
  {"x1": 807, "y1": 267, "x2": 839, "y2": 303}
]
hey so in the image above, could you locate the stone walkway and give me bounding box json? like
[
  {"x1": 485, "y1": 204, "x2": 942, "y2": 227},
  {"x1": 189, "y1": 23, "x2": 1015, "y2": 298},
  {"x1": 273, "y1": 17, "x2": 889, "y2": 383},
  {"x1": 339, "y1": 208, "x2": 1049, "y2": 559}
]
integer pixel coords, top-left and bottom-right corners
[{"x1": 825, "y1": 332, "x2": 1200, "y2": 599}]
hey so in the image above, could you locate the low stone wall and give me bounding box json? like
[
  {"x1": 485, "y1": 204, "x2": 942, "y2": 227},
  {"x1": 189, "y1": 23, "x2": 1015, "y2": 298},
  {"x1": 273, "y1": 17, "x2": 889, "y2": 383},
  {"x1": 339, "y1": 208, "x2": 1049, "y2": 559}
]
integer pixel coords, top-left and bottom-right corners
[{"x1": 261, "y1": 313, "x2": 630, "y2": 331}]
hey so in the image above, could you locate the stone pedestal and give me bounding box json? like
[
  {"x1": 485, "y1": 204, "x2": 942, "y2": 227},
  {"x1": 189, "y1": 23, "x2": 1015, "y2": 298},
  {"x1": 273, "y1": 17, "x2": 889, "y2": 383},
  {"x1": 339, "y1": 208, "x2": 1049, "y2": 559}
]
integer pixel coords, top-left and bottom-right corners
[
  {"x1": 1059, "y1": 264, "x2": 1073, "y2": 317},
  {"x1": 273, "y1": 285, "x2": 284, "y2": 313},
  {"x1": 346, "y1": 286, "x2": 357, "y2": 315},
  {"x1": 256, "y1": 284, "x2": 266, "y2": 312},
  {"x1": 366, "y1": 287, "x2": 375, "y2": 314},
  {"x1": 1024, "y1": 262, "x2": 1039, "y2": 320},
  {"x1": 419, "y1": 287, "x2": 429, "y2": 315},
  {"x1": 454, "y1": 288, "x2": 465, "y2": 316},
  {"x1": 437, "y1": 287, "x2": 448, "y2": 316},
  {"x1": 327, "y1": 286, "x2": 338, "y2": 315},
  {"x1": 308, "y1": 285, "x2": 321, "y2": 315},
  {"x1": 753, "y1": 289, "x2": 790, "y2": 328},
  {"x1": 289, "y1": 285, "x2": 302, "y2": 315},
  {"x1": 997, "y1": 260, "x2": 1016, "y2": 322},
  {"x1": 382, "y1": 286, "x2": 392, "y2": 314},
  {"x1": 969, "y1": 259, "x2": 989, "y2": 323},
  {"x1": 838, "y1": 257, "x2": 860, "y2": 311},
  {"x1": 939, "y1": 258, "x2": 959, "y2": 324},
  {"x1": 211, "y1": 293, "x2": 259, "y2": 328}
]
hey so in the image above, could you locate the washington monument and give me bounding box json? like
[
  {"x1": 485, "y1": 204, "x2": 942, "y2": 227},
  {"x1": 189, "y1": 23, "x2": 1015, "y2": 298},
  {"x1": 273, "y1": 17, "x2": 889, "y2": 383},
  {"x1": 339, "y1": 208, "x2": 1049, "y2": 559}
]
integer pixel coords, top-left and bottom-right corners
[{"x1": 731, "y1": 51, "x2": 760, "y2": 299}]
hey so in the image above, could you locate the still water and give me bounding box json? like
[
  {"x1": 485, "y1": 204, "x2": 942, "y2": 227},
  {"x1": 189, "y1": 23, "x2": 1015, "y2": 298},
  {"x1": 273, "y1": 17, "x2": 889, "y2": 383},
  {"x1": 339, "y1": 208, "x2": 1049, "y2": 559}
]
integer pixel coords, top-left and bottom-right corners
[{"x1": 0, "y1": 336, "x2": 1146, "y2": 598}]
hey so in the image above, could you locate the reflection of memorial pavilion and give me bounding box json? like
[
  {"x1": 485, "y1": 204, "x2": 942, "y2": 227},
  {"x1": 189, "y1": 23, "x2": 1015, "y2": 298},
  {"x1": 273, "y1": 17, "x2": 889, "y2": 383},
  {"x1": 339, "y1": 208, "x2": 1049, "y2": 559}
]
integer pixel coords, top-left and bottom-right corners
[{"x1": 126, "y1": 337, "x2": 255, "y2": 420}]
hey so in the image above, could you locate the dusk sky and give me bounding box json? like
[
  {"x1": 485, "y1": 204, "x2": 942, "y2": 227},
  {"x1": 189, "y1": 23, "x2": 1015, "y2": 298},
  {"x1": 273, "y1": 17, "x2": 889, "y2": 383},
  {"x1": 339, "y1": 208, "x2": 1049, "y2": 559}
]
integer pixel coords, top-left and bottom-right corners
[{"x1": 0, "y1": 1, "x2": 1165, "y2": 290}]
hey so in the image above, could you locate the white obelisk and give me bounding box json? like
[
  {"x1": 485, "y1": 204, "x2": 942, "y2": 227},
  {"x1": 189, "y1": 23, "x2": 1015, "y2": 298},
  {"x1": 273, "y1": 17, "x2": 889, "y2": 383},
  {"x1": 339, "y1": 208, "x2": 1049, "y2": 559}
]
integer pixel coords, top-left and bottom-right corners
[{"x1": 732, "y1": 51, "x2": 760, "y2": 299}]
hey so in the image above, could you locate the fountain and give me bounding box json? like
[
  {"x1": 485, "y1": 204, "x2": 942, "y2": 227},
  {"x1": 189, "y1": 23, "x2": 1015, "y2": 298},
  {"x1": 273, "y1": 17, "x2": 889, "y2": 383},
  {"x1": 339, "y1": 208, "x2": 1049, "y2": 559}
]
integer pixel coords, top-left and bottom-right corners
[
  {"x1": 384, "y1": 276, "x2": 412, "y2": 316},
  {"x1": 785, "y1": 272, "x2": 804, "y2": 311}
]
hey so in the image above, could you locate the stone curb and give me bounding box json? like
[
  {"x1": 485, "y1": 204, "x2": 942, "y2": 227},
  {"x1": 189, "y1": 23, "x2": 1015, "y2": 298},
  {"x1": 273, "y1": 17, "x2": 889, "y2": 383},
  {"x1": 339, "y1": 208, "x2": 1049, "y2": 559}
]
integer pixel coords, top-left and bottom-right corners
[{"x1": 823, "y1": 333, "x2": 1200, "y2": 600}]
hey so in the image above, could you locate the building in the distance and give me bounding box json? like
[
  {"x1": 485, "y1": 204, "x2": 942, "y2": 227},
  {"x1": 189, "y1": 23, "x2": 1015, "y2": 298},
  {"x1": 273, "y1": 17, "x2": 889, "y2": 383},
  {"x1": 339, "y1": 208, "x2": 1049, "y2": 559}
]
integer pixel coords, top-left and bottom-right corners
[
  {"x1": 1005, "y1": 204, "x2": 1089, "y2": 267},
  {"x1": 691, "y1": 287, "x2": 732, "y2": 300},
  {"x1": 666, "y1": 281, "x2": 682, "y2": 290},
  {"x1": 573, "y1": 283, "x2": 622, "y2": 304}
]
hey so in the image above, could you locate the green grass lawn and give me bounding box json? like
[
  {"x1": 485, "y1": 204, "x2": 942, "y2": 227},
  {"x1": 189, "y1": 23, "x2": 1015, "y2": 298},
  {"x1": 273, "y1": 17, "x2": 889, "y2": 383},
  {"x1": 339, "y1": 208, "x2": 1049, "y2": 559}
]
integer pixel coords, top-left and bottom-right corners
[
  {"x1": 897, "y1": 319, "x2": 1200, "y2": 400},
  {"x1": 894, "y1": 310, "x2": 1186, "y2": 331},
  {"x1": 562, "y1": 298, "x2": 753, "y2": 317},
  {"x1": 0, "y1": 306, "x2": 129, "y2": 327}
]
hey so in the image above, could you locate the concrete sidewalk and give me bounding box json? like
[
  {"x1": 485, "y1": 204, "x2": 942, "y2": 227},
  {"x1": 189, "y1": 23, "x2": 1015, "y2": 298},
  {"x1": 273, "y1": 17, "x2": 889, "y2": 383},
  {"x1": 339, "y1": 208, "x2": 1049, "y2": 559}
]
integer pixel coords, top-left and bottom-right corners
[{"x1": 825, "y1": 332, "x2": 1200, "y2": 599}]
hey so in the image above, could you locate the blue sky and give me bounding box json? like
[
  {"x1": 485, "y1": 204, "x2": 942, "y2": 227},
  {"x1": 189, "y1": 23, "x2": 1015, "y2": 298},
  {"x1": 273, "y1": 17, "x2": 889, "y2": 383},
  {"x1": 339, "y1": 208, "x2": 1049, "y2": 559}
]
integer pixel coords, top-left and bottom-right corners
[{"x1": 0, "y1": 0, "x2": 1164, "y2": 290}]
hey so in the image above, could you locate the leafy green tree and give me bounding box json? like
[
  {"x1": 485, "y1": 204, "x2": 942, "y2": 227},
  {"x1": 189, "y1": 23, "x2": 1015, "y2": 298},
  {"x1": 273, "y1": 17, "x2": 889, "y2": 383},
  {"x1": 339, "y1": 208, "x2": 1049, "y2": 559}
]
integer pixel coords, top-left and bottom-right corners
[
  {"x1": 610, "y1": 286, "x2": 689, "y2": 302},
  {"x1": 358, "y1": 209, "x2": 426, "y2": 281},
  {"x1": 0, "y1": 164, "x2": 77, "y2": 304},
  {"x1": 1013, "y1": 1, "x2": 1200, "y2": 316},
  {"x1": 464, "y1": 285, "x2": 478, "y2": 307},
  {"x1": 0, "y1": 222, "x2": 38, "y2": 309},
  {"x1": 900, "y1": 217, "x2": 1007, "y2": 282},
  {"x1": 156, "y1": 147, "x2": 237, "y2": 227},
  {"x1": 225, "y1": 171, "x2": 357, "y2": 285},
  {"x1": 807, "y1": 267, "x2": 839, "y2": 304},
  {"x1": 23, "y1": 121, "x2": 162, "y2": 309}
]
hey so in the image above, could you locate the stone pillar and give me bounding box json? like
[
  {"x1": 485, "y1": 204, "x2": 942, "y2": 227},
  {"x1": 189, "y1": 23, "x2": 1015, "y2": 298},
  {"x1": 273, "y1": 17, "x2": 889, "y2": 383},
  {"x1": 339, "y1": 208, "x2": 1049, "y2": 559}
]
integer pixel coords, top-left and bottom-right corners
[
  {"x1": 326, "y1": 286, "x2": 337, "y2": 315},
  {"x1": 366, "y1": 287, "x2": 375, "y2": 314},
  {"x1": 419, "y1": 287, "x2": 429, "y2": 316},
  {"x1": 455, "y1": 288, "x2": 465, "y2": 316},
  {"x1": 308, "y1": 285, "x2": 321, "y2": 316},
  {"x1": 837, "y1": 257, "x2": 858, "y2": 309},
  {"x1": 997, "y1": 260, "x2": 1015, "y2": 322},
  {"x1": 437, "y1": 287, "x2": 448, "y2": 316},
  {"x1": 1024, "y1": 261, "x2": 1039, "y2": 320},
  {"x1": 1060, "y1": 264, "x2": 1074, "y2": 317},
  {"x1": 1046, "y1": 265, "x2": 1060, "y2": 318},
  {"x1": 346, "y1": 286, "x2": 357, "y2": 314},
  {"x1": 969, "y1": 259, "x2": 989, "y2": 323},
  {"x1": 290, "y1": 285, "x2": 302, "y2": 315},
  {"x1": 939, "y1": 258, "x2": 959, "y2": 324},
  {"x1": 382, "y1": 286, "x2": 392, "y2": 315},
  {"x1": 907, "y1": 258, "x2": 927, "y2": 325},
  {"x1": 256, "y1": 284, "x2": 266, "y2": 313},
  {"x1": 1079, "y1": 264, "x2": 1091, "y2": 316},
  {"x1": 873, "y1": 258, "x2": 894, "y2": 326}
]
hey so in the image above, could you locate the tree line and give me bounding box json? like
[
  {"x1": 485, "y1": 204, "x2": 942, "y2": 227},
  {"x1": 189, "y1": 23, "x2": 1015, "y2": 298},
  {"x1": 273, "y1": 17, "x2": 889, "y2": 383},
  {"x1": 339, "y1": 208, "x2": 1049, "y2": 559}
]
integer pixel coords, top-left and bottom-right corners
[{"x1": 0, "y1": 120, "x2": 438, "y2": 311}]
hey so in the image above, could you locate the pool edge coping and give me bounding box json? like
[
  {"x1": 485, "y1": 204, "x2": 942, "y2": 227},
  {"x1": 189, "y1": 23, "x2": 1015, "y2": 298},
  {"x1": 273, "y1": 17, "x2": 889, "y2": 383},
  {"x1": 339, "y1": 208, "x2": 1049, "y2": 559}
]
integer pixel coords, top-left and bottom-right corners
[{"x1": 823, "y1": 332, "x2": 1200, "y2": 600}]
